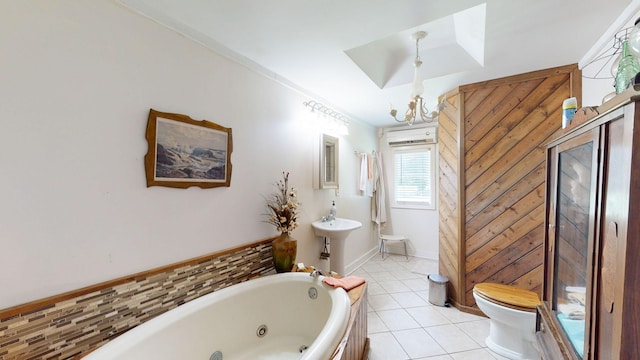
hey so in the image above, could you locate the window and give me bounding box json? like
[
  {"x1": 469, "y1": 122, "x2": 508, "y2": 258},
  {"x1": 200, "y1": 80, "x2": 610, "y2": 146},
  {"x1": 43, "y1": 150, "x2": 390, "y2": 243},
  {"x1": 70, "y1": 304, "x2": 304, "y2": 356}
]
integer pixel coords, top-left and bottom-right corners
[{"x1": 392, "y1": 144, "x2": 435, "y2": 209}]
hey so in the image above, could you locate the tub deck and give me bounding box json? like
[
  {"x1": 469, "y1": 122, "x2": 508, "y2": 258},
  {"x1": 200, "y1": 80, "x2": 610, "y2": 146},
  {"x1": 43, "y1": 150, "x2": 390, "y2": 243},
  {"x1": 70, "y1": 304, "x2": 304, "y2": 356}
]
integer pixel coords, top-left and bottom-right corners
[{"x1": 330, "y1": 281, "x2": 369, "y2": 360}]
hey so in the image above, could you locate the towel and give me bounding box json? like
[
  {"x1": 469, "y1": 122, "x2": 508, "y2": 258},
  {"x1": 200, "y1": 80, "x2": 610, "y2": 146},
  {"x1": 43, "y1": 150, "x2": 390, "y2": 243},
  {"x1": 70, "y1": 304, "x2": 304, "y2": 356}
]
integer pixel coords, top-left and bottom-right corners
[
  {"x1": 322, "y1": 276, "x2": 366, "y2": 291},
  {"x1": 371, "y1": 151, "x2": 387, "y2": 225},
  {"x1": 365, "y1": 153, "x2": 373, "y2": 197},
  {"x1": 359, "y1": 153, "x2": 368, "y2": 192}
]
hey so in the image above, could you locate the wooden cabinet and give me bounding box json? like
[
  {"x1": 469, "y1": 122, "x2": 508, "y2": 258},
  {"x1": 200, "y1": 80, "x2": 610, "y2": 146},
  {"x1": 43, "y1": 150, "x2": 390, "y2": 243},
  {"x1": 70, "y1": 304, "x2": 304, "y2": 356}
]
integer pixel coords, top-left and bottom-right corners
[{"x1": 536, "y1": 96, "x2": 640, "y2": 359}]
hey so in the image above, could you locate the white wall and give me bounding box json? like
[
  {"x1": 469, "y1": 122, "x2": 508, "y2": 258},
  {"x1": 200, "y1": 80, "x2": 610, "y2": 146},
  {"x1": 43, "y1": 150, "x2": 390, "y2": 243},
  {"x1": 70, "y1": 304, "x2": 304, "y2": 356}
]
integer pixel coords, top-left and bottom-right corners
[
  {"x1": 377, "y1": 126, "x2": 439, "y2": 260},
  {"x1": 0, "y1": 0, "x2": 378, "y2": 309}
]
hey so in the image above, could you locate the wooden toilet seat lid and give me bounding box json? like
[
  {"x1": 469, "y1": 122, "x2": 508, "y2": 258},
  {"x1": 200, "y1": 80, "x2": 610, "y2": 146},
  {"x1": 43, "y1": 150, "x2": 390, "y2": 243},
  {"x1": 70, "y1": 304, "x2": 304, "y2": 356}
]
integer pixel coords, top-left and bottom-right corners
[{"x1": 473, "y1": 283, "x2": 540, "y2": 312}]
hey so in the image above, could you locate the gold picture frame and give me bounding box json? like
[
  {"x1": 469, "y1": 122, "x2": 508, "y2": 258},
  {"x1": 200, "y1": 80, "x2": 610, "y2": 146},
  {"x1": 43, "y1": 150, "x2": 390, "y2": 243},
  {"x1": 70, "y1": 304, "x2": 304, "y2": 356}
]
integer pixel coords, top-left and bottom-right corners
[{"x1": 144, "y1": 109, "x2": 232, "y2": 188}]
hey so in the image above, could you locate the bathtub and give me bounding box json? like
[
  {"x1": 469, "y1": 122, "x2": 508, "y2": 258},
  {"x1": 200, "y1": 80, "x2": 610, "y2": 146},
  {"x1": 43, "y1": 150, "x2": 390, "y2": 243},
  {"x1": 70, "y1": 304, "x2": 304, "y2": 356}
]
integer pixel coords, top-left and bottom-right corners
[{"x1": 83, "y1": 272, "x2": 351, "y2": 360}]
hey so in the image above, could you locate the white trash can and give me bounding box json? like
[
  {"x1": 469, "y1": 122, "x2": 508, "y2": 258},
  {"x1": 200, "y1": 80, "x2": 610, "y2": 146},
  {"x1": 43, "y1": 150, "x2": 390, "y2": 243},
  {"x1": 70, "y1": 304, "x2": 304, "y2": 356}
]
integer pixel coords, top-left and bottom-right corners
[{"x1": 428, "y1": 274, "x2": 449, "y2": 306}]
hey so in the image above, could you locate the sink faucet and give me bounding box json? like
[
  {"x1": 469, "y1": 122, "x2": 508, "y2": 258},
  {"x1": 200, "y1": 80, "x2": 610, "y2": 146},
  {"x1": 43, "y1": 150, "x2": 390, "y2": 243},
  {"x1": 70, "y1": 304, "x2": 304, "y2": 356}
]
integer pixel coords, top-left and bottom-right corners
[
  {"x1": 321, "y1": 213, "x2": 336, "y2": 222},
  {"x1": 323, "y1": 214, "x2": 335, "y2": 222},
  {"x1": 323, "y1": 201, "x2": 336, "y2": 222}
]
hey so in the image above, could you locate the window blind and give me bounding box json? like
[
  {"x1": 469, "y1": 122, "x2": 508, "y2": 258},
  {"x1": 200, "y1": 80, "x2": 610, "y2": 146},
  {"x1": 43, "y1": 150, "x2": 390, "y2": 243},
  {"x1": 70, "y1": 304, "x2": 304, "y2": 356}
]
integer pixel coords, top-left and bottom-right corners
[{"x1": 393, "y1": 146, "x2": 432, "y2": 207}]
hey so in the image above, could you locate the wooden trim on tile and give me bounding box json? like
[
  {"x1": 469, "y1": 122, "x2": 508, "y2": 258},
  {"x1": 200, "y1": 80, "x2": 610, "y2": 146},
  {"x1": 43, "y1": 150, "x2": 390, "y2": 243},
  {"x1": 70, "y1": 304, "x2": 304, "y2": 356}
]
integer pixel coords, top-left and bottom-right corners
[{"x1": 455, "y1": 303, "x2": 486, "y2": 317}]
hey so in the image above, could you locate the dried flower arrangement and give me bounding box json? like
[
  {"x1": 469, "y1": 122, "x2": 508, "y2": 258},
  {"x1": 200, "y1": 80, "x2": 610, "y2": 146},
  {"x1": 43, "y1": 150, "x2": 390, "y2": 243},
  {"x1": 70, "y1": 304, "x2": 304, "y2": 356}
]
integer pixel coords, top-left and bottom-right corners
[{"x1": 263, "y1": 172, "x2": 300, "y2": 234}]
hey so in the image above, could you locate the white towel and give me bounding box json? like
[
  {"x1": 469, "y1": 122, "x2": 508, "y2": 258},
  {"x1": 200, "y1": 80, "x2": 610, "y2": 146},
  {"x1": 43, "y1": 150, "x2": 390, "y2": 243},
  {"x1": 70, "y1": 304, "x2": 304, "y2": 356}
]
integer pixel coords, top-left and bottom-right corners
[
  {"x1": 371, "y1": 151, "x2": 387, "y2": 225},
  {"x1": 359, "y1": 153, "x2": 368, "y2": 193},
  {"x1": 365, "y1": 154, "x2": 374, "y2": 196}
]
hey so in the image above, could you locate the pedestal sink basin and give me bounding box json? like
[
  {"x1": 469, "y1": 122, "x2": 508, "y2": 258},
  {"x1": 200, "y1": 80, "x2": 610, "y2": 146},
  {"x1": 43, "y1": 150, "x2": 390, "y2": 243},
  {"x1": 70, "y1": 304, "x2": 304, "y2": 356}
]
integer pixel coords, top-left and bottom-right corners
[{"x1": 312, "y1": 218, "x2": 362, "y2": 275}]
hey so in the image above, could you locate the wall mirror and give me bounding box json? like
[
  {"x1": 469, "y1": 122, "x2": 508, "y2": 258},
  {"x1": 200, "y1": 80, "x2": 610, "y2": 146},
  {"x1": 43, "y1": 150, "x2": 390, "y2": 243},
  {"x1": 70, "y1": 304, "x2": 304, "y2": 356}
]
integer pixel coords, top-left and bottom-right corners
[{"x1": 317, "y1": 133, "x2": 339, "y2": 189}]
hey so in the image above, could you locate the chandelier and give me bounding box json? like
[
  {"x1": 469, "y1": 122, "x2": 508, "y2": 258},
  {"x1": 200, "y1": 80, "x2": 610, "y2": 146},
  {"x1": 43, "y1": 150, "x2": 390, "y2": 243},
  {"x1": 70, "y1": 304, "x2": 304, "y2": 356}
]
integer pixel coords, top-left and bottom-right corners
[{"x1": 390, "y1": 31, "x2": 444, "y2": 125}]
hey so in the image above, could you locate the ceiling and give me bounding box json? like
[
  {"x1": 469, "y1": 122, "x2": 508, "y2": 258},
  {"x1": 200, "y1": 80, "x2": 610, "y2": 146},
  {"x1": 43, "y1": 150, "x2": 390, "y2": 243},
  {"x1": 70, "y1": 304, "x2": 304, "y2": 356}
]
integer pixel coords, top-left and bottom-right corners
[{"x1": 117, "y1": 0, "x2": 632, "y2": 128}]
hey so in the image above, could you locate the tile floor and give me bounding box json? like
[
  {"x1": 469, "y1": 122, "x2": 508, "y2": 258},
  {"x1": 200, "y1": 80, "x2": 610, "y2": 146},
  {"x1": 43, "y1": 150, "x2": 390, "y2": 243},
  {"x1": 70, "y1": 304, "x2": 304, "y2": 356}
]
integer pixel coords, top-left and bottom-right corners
[{"x1": 351, "y1": 254, "x2": 510, "y2": 360}]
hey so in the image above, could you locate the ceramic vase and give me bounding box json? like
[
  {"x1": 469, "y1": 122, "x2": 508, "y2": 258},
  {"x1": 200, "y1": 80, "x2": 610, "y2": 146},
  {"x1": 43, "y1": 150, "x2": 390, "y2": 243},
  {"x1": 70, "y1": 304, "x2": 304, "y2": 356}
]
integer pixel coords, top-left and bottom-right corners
[{"x1": 272, "y1": 232, "x2": 297, "y2": 273}]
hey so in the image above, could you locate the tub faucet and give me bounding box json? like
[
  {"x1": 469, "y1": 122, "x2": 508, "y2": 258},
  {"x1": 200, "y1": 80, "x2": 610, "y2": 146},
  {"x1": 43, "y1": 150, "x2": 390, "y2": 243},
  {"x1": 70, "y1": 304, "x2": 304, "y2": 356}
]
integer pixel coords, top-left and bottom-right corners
[{"x1": 310, "y1": 269, "x2": 325, "y2": 277}]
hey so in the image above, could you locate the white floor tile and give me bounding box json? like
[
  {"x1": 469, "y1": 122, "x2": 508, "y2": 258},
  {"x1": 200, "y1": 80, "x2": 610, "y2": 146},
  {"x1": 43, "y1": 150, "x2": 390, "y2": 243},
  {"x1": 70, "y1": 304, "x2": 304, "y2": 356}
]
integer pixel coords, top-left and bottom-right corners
[
  {"x1": 390, "y1": 291, "x2": 429, "y2": 308},
  {"x1": 393, "y1": 328, "x2": 447, "y2": 358},
  {"x1": 366, "y1": 271, "x2": 399, "y2": 282},
  {"x1": 402, "y1": 277, "x2": 430, "y2": 291},
  {"x1": 350, "y1": 268, "x2": 370, "y2": 278},
  {"x1": 367, "y1": 311, "x2": 389, "y2": 334},
  {"x1": 433, "y1": 305, "x2": 486, "y2": 323},
  {"x1": 368, "y1": 293, "x2": 402, "y2": 311},
  {"x1": 415, "y1": 289, "x2": 430, "y2": 302},
  {"x1": 377, "y1": 309, "x2": 421, "y2": 331},
  {"x1": 378, "y1": 262, "x2": 408, "y2": 273},
  {"x1": 486, "y1": 348, "x2": 512, "y2": 360},
  {"x1": 449, "y1": 348, "x2": 501, "y2": 360},
  {"x1": 455, "y1": 319, "x2": 491, "y2": 347},
  {"x1": 366, "y1": 281, "x2": 388, "y2": 296},
  {"x1": 361, "y1": 262, "x2": 387, "y2": 273},
  {"x1": 378, "y1": 280, "x2": 412, "y2": 293},
  {"x1": 425, "y1": 324, "x2": 483, "y2": 353},
  {"x1": 390, "y1": 269, "x2": 422, "y2": 280},
  {"x1": 405, "y1": 306, "x2": 451, "y2": 327},
  {"x1": 368, "y1": 332, "x2": 410, "y2": 360},
  {"x1": 410, "y1": 258, "x2": 439, "y2": 273}
]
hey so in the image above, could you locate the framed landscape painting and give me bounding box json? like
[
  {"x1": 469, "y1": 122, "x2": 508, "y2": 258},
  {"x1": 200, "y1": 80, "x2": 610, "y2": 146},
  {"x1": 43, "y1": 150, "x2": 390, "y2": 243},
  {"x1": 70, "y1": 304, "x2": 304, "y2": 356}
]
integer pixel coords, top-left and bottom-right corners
[{"x1": 144, "y1": 109, "x2": 232, "y2": 188}]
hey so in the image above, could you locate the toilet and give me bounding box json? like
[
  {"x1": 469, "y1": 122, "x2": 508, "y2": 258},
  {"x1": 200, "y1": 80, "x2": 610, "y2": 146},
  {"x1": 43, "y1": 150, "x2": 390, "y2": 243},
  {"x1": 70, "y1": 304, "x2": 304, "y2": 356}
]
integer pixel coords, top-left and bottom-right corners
[{"x1": 473, "y1": 283, "x2": 541, "y2": 360}]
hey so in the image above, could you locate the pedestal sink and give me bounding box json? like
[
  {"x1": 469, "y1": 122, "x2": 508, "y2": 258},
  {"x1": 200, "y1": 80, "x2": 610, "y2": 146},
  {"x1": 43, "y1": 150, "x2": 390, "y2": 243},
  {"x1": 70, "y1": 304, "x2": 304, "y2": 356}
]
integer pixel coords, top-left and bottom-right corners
[{"x1": 311, "y1": 218, "x2": 362, "y2": 275}]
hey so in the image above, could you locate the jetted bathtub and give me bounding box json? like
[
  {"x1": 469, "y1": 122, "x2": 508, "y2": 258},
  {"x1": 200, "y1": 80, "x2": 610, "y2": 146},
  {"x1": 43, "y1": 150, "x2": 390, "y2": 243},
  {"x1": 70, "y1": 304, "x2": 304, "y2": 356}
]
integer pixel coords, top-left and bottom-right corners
[{"x1": 83, "y1": 272, "x2": 351, "y2": 360}]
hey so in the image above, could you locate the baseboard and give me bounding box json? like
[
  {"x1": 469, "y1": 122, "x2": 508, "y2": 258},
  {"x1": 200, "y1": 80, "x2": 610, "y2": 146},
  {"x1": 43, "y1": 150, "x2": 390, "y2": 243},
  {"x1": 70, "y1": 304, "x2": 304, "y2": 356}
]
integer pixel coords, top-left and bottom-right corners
[
  {"x1": 410, "y1": 250, "x2": 438, "y2": 260},
  {"x1": 382, "y1": 247, "x2": 438, "y2": 261},
  {"x1": 345, "y1": 247, "x2": 379, "y2": 275},
  {"x1": 451, "y1": 302, "x2": 486, "y2": 317}
]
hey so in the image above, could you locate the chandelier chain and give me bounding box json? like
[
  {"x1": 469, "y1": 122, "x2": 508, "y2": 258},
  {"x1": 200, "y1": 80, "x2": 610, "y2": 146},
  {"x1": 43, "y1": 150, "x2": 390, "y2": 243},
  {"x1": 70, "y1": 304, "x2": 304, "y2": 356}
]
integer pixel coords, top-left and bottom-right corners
[{"x1": 389, "y1": 31, "x2": 444, "y2": 125}]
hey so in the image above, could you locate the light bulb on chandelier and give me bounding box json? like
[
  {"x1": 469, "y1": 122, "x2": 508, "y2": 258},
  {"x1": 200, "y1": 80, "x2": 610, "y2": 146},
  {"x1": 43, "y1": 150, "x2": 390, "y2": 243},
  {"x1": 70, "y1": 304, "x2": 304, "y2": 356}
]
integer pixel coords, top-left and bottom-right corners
[{"x1": 389, "y1": 31, "x2": 445, "y2": 125}]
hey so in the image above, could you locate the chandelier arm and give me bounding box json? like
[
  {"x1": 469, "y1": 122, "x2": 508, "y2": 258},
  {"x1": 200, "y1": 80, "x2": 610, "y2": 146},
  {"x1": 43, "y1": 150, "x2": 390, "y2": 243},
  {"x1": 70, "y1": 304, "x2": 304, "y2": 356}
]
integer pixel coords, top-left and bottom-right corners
[
  {"x1": 404, "y1": 105, "x2": 416, "y2": 125},
  {"x1": 390, "y1": 108, "x2": 404, "y2": 123},
  {"x1": 418, "y1": 97, "x2": 430, "y2": 121}
]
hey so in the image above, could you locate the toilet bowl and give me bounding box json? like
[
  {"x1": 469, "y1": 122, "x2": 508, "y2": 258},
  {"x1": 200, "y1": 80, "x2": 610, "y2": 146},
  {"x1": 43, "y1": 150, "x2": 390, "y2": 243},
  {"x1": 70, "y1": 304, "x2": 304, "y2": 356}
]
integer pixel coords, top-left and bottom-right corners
[{"x1": 473, "y1": 283, "x2": 541, "y2": 360}]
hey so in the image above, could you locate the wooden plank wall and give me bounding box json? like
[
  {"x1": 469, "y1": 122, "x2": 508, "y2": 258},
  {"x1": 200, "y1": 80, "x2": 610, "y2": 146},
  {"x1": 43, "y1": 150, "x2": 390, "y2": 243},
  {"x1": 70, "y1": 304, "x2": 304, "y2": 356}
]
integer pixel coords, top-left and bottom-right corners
[{"x1": 438, "y1": 64, "x2": 581, "y2": 308}]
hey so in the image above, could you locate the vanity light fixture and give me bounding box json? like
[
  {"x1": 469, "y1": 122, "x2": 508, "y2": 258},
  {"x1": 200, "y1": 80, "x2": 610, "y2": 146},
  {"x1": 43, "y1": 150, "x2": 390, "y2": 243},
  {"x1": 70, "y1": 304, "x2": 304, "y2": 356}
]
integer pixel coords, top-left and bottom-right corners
[
  {"x1": 390, "y1": 31, "x2": 445, "y2": 125},
  {"x1": 303, "y1": 100, "x2": 349, "y2": 135}
]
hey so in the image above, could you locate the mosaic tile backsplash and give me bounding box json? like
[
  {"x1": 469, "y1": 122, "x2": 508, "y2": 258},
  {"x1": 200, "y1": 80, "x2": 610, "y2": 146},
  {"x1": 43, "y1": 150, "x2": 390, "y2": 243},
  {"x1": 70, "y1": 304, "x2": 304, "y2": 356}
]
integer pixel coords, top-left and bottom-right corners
[{"x1": 0, "y1": 239, "x2": 275, "y2": 360}]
